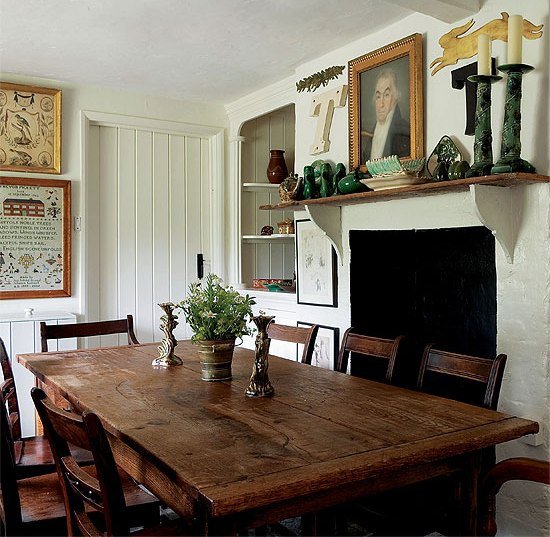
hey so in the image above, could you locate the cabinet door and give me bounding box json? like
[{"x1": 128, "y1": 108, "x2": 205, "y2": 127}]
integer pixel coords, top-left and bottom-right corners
[{"x1": 11, "y1": 321, "x2": 36, "y2": 437}]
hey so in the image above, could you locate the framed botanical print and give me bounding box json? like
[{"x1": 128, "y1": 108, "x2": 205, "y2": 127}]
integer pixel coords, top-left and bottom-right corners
[
  {"x1": 0, "y1": 176, "x2": 71, "y2": 298},
  {"x1": 297, "y1": 322, "x2": 340, "y2": 370},
  {"x1": 0, "y1": 82, "x2": 62, "y2": 174},
  {"x1": 348, "y1": 33, "x2": 423, "y2": 171},
  {"x1": 296, "y1": 219, "x2": 337, "y2": 307}
]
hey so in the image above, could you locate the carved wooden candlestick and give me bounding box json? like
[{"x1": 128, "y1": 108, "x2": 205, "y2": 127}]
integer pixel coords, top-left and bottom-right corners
[
  {"x1": 465, "y1": 74, "x2": 501, "y2": 178},
  {"x1": 245, "y1": 315, "x2": 275, "y2": 397},
  {"x1": 491, "y1": 64, "x2": 536, "y2": 174},
  {"x1": 152, "y1": 302, "x2": 183, "y2": 367}
]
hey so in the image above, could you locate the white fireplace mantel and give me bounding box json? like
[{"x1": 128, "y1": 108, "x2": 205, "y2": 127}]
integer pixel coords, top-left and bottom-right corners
[{"x1": 300, "y1": 174, "x2": 548, "y2": 265}]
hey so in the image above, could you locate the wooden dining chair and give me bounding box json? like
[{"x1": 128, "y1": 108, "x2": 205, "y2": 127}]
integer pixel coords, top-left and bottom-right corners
[
  {"x1": 267, "y1": 323, "x2": 319, "y2": 364},
  {"x1": 479, "y1": 457, "x2": 550, "y2": 535},
  {"x1": 336, "y1": 328, "x2": 405, "y2": 384},
  {"x1": 0, "y1": 337, "x2": 92, "y2": 479},
  {"x1": 0, "y1": 379, "x2": 68, "y2": 536},
  {"x1": 416, "y1": 345, "x2": 507, "y2": 410},
  {"x1": 40, "y1": 314, "x2": 139, "y2": 352},
  {"x1": 31, "y1": 387, "x2": 184, "y2": 536}
]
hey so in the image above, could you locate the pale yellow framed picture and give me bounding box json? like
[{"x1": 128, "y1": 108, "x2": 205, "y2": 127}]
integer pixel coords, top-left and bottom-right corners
[
  {"x1": 0, "y1": 82, "x2": 62, "y2": 174},
  {"x1": 348, "y1": 34, "x2": 423, "y2": 172}
]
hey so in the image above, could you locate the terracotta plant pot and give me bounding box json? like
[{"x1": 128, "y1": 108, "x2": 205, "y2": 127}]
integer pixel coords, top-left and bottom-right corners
[
  {"x1": 195, "y1": 339, "x2": 235, "y2": 381},
  {"x1": 267, "y1": 149, "x2": 288, "y2": 184}
]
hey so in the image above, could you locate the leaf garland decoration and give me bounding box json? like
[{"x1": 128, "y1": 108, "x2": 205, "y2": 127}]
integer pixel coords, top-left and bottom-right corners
[{"x1": 296, "y1": 65, "x2": 345, "y2": 93}]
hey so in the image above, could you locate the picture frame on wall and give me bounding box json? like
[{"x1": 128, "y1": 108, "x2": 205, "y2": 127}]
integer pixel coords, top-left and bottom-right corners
[
  {"x1": 297, "y1": 322, "x2": 340, "y2": 370},
  {"x1": 296, "y1": 218, "x2": 337, "y2": 307},
  {"x1": 0, "y1": 82, "x2": 62, "y2": 174},
  {"x1": 0, "y1": 176, "x2": 71, "y2": 298},
  {"x1": 348, "y1": 33, "x2": 423, "y2": 172}
]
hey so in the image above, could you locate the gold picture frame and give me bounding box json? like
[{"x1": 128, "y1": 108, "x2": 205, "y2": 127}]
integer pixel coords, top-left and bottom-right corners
[
  {"x1": 0, "y1": 176, "x2": 71, "y2": 299},
  {"x1": 348, "y1": 34, "x2": 423, "y2": 171},
  {"x1": 0, "y1": 82, "x2": 62, "y2": 174}
]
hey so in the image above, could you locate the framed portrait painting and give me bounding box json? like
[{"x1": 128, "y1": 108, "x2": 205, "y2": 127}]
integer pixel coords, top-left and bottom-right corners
[
  {"x1": 296, "y1": 219, "x2": 337, "y2": 307},
  {"x1": 0, "y1": 82, "x2": 62, "y2": 174},
  {"x1": 0, "y1": 176, "x2": 71, "y2": 298},
  {"x1": 348, "y1": 33, "x2": 423, "y2": 171},
  {"x1": 297, "y1": 322, "x2": 340, "y2": 370}
]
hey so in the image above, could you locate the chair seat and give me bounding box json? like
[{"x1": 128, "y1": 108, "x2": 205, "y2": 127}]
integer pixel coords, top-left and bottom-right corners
[
  {"x1": 15, "y1": 436, "x2": 94, "y2": 478},
  {"x1": 19, "y1": 464, "x2": 159, "y2": 525}
]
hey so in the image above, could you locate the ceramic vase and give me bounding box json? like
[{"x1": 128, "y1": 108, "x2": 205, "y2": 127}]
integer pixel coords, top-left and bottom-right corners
[{"x1": 267, "y1": 150, "x2": 288, "y2": 184}]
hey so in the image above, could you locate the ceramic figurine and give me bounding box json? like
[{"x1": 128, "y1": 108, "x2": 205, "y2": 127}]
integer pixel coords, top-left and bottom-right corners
[
  {"x1": 338, "y1": 168, "x2": 370, "y2": 194},
  {"x1": 319, "y1": 162, "x2": 333, "y2": 198},
  {"x1": 433, "y1": 161, "x2": 449, "y2": 181},
  {"x1": 332, "y1": 163, "x2": 346, "y2": 196},
  {"x1": 278, "y1": 174, "x2": 303, "y2": 202},
  {"x1": 303, "y1": 165, "x2": 316, "y2": 199}
]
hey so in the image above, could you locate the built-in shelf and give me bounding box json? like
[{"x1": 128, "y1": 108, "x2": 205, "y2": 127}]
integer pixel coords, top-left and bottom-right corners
[
  {"x1": 243, "y1": 182, "x2": 280, "y2": 191},
  {"x1": 257, "y1": 173, "x2": 549, "y2": 266},
  {"x1": 258, "y1": 173, "x2": 549, "y2": 210},
  {"x1": 242, "y1": 234, "x2": 295, "y2": 242}
]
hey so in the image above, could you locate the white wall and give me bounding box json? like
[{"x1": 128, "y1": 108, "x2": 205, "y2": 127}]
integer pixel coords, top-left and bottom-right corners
[
  {"x1": 0, "y1": 73, "x2": 228, "y2": 317},
  {"x1": 227, "y1": 1, "x2": 549, "y2": 534}
]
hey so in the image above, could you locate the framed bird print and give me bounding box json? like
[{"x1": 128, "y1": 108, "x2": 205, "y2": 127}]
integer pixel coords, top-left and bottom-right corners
[
  {"x1": 0, "y1": 82, "x2": 62, "y2": 174},
  {"x1": 0, "y1": 176, "x2": 71, "y2": 299}
]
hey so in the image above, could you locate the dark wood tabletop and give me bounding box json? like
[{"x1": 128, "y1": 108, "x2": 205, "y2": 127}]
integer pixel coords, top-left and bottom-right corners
[{"x1": 19, "y1": 342, "x2": 538, "y2": 535}]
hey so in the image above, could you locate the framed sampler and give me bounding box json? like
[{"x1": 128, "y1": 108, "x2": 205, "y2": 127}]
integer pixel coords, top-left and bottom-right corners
[{"x1": 0, "y1": 176, "x2": 71, "y2": 298}]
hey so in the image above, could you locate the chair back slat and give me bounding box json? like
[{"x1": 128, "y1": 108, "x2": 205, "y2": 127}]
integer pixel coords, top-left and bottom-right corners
[
  {"x1": 267, "y1": 323, "x2": 319, "y2": 365},
  {"x1": 32, "y1": 388, "x2": 129, "y2": 536},
  {"x1": 0, "y1": 380, "x2": 23, "y2": 533},
  {"x1": 336, "y1": 329, "x2": 404, "y2": 384},
  {"x1": 417, "y1": 345, "x2": 507, "y2": 410},
  {"x1": 40, "y1": 315, "x2": 139, "y2": 352},
  {"x1": 0, "y1": 338, "x2": 21, "y2": 441}
]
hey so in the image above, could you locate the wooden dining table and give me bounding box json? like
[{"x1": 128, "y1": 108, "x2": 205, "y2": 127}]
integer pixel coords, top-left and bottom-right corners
[{"x1": 19, "y1": 341, "x2": 538, "y2": 536}]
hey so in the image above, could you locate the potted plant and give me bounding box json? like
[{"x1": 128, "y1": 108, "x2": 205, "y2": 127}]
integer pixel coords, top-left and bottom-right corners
[{"x1": 177, "y1": 273, "x2": 255, "y2": 381}]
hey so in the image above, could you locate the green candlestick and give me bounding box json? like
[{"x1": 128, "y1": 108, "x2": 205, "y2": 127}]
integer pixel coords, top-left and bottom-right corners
[
  {"x1": 492, "y1": 64, "x2": 536, "y2": 174},
  {"x1": 465, "y1": 74, "x2": 502, "y2": 178}
]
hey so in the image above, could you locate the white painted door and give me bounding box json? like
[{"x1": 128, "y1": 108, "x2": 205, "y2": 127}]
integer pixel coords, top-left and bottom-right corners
[{"x1": 86, "y1": 124, "x2": 213, "y2": 344}]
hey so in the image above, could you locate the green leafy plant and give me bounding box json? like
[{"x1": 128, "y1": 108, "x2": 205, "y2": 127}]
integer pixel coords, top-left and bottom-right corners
[{"x1": 177, "y1": 273, "x2": 255, "y2": 342}]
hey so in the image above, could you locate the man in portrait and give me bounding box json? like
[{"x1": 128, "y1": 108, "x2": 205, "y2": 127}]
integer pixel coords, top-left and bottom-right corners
[{"x1": 361, "y1": 68, "x2": 410, "y2": 164}]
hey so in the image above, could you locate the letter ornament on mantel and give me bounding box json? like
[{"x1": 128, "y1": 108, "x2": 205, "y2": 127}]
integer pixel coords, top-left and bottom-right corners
[{"x1": 309, "y1": 84, "x2": 347, "y2": 155}]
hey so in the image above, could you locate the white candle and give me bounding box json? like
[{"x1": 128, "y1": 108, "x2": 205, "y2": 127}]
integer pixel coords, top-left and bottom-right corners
[
  {"x1": 507, "y1": 14, "x2": 523, "y2": 64},
  {"x1": 477, "y1": 34, "x2": 491, "y2": 75}
]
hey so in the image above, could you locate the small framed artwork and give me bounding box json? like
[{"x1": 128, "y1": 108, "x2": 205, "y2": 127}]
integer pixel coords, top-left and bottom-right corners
[
  {"x1": 348, "y1": 33, "x2": 423, "y2": 171},
  {"x1": 297, "y1": 322, "x2": 340, "y2": 370},
  {"x1": 296, "y1": 218, "x2": 337, "y2": 307},
  {"x1": 0, "y1": 176, "x2": 71, "y2": 298},
  {"x1": 0, "y1": 82, "x2": 62, "y2": 174}
]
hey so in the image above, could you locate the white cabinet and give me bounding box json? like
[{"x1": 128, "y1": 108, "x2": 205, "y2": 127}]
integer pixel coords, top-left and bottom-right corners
[{"x1": 0, "y1": 311, "x2": 76, "y2": 437}]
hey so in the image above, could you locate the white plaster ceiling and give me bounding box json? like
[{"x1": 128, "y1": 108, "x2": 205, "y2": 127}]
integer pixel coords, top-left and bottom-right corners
[{"x1": 0, "y1": 0, "x2": 413, "y2": 104}]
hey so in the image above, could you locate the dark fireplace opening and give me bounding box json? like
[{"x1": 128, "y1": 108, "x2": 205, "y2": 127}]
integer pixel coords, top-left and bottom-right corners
[{"x1": 349, "y1": 227, "x2": 496, "y2": 389}]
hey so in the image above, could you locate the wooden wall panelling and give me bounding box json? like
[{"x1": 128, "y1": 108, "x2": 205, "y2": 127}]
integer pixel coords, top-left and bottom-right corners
[
  {"x1": 135, "y1": 130, "x2": 155, "y2": 344},
  {"x1": 99, "y1": 126, "x2": 120, "y2": 348},
  {"x1": 255, "y1": 116, "x2": 271, "y2": 279},
  {"x1": 169, "y1": 135, "x2": 187, "y2": 339},
  {"x1": 152, "y1": 132, "x2": 170, "y2": 342},
  {"x1": 185, "y1": 137, "x2": 203, "y2": 339},
  {"x1": 86, "y1": 126, "x2": 101, "y2": 348},
  {"x1": 118, "y1": 128, "x2": 137, "y2": 347},
  {"x1": 200, "y1": 138, "x2": 212, "y2": 278}
]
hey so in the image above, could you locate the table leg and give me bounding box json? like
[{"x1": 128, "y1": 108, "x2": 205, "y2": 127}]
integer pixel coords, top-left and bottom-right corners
[{"x1": 450, "y1": 452, "x2": 482, "y2": 536}]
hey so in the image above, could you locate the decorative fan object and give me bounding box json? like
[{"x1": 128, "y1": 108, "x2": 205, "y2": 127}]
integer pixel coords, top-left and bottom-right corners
[{"x1": 360, "y1": 155, "x2": 426, "y2": 190}]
